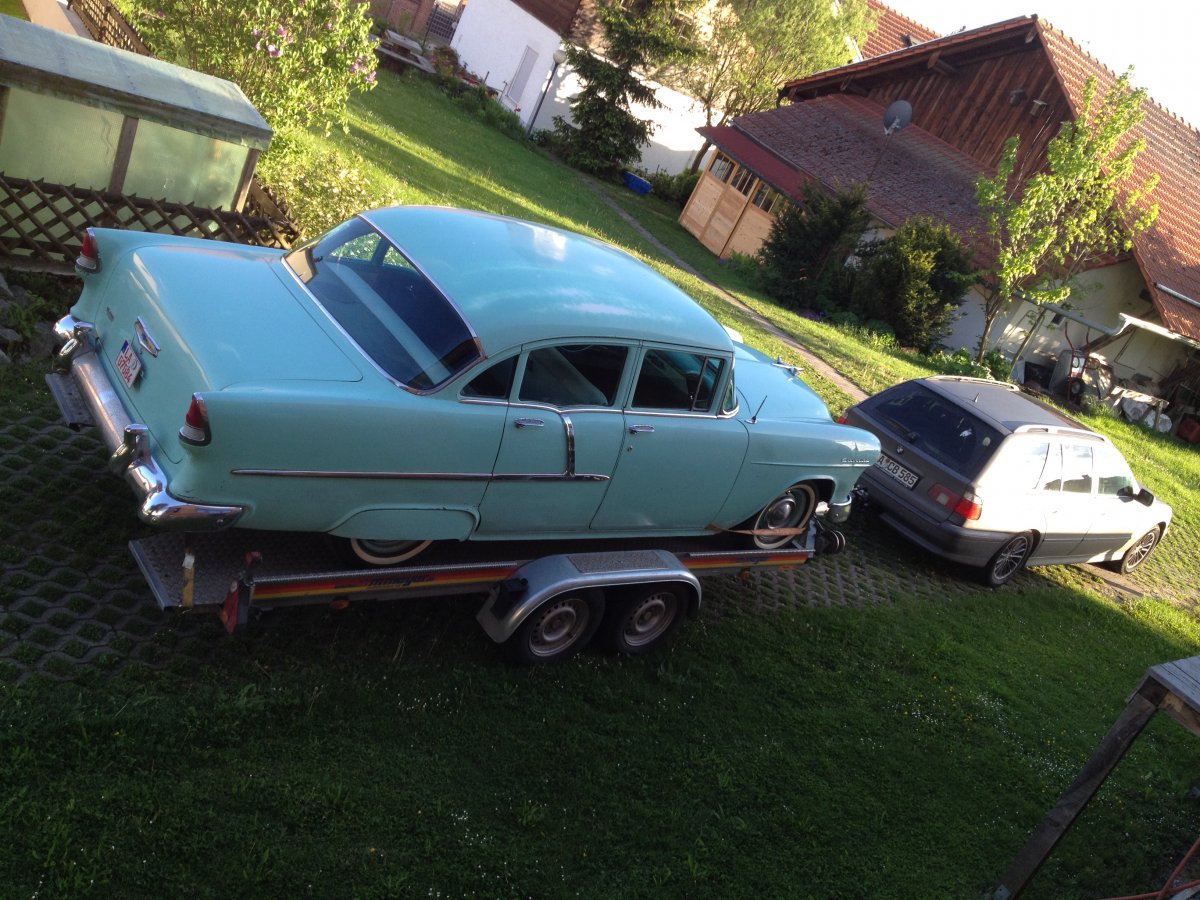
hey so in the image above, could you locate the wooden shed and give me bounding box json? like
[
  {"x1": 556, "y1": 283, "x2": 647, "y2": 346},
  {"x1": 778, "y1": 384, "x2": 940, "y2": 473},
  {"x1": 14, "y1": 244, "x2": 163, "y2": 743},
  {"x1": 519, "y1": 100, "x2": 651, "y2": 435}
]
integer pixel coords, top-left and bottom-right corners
[{"x1": 0, "y1": 16, "x2": 271, "y2": 211}]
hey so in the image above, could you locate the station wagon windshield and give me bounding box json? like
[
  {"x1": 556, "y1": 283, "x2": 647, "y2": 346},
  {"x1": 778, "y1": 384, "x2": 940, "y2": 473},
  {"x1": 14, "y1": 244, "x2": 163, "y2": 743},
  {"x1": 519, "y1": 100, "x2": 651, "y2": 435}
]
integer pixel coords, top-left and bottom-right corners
[{"x1": 285, "y1": 218, "x2": 479, "y2": 390}]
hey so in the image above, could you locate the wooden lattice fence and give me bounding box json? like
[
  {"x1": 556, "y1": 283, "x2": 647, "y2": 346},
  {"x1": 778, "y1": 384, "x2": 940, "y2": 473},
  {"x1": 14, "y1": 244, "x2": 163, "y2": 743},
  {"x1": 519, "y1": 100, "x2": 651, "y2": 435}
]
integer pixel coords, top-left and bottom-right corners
[
  {"x1": 67, "y1": 0, "x2": 152, "y2": 56},
  {"x1": 0, "y1": 173, "x2": 299, "y2": 273}
]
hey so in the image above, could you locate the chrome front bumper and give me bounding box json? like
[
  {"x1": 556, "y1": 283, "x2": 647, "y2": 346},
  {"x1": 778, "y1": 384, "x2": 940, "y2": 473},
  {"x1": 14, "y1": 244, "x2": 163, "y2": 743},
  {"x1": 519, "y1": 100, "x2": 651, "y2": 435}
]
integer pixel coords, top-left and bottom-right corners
[{"x1": 50, "y1": 316, "x2": 244, "y2": 531}]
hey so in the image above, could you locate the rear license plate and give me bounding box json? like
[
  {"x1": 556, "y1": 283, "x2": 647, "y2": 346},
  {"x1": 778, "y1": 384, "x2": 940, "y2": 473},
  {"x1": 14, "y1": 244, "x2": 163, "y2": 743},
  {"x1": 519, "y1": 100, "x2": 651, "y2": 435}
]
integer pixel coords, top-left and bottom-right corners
[
  {"x1": 876, "y1": 453, "x2": 918, "y2": 489},
  {"x1": 116, "y1": 340, "x2": 143, "y2": 387}
]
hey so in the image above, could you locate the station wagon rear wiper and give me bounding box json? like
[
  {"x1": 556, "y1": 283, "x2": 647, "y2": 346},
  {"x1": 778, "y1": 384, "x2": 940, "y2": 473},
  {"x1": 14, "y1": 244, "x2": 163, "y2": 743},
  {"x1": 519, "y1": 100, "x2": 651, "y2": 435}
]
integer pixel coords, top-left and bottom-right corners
[{"x1": 879, "y1": 413, "x2": 920, "y2": 444}]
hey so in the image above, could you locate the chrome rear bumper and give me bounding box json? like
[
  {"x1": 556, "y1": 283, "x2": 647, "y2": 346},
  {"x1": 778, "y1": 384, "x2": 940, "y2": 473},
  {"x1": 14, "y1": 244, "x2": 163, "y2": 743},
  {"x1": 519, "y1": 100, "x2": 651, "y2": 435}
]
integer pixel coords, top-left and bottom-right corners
[{"x1": 50, "y1": 316, "x2": 244, "y2": 531}]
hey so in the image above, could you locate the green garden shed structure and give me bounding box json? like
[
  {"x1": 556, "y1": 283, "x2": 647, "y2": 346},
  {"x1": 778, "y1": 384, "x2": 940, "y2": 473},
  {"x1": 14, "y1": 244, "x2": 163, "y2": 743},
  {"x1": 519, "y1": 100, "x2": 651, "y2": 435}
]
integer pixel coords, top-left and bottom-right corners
[{"x1": 0, "y1": 15, "x2": 272, "y2": 211}]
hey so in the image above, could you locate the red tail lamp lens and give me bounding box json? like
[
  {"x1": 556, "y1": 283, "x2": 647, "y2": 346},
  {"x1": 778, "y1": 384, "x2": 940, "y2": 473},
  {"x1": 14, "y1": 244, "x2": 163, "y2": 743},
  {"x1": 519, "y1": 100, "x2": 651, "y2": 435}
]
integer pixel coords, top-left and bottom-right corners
[{"x1": 180, "y1": 395, "x2": 211, "y2": 446}]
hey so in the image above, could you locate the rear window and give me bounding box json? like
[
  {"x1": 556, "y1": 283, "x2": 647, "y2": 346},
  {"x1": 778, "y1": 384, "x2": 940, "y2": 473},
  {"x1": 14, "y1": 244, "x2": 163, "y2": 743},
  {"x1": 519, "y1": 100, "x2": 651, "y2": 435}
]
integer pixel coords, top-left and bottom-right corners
[
  {"x1": 864, "y1": 382, "x2": 1002, "y2": 479},
  {"x1": 285, "y1": 217, "x2": 479, "y2": 390}
]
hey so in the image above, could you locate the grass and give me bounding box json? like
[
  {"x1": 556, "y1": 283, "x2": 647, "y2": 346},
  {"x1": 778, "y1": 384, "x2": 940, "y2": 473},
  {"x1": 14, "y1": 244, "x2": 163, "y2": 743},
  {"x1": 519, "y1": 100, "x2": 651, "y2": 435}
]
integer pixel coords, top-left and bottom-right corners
[
  {"x1": 3, "y1": 70, "x2": 1200, "y2": 897},
  {"x1": 0, "y1": 1, "x2": 27, "y2": 20}
]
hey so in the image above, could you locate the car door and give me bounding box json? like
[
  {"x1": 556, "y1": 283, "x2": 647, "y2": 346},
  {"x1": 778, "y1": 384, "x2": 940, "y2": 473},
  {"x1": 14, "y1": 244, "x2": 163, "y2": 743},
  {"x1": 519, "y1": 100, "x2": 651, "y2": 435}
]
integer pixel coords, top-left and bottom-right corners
[
  {"x1": 1080, "y1": 442, "x2": 1142, "y2": 559},
  {"x1": 475, "y1": 344, "x2": 629, "y2": 536},
  {"x1": 1030, "y1": 440, "x2": 1095, "y2": 562},
  {"x1": 591, "y1": 347, "x2": 747, "y2": 531}
]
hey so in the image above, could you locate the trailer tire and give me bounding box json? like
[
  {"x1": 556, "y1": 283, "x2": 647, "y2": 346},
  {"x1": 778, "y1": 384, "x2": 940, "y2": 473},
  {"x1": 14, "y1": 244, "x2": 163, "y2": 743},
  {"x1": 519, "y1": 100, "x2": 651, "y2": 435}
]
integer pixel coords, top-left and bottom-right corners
[
  {"x1": 600, "y1": 583, "x2": 685, "y2": 656},
  {"x1": 504, "y1": 588, "x2": 605, "y2": 665}
]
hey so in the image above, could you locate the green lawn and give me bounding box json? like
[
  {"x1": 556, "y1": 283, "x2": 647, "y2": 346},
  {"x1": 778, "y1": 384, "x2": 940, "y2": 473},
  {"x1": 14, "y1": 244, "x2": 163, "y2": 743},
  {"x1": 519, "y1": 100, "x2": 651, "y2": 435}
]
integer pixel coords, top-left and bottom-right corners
[
  {"x1": 3, "y1": 70, "x2": 1200, "y2": 898},
  {"x1": 0, "y1": 2, "x2": 28, "y2": 20}
]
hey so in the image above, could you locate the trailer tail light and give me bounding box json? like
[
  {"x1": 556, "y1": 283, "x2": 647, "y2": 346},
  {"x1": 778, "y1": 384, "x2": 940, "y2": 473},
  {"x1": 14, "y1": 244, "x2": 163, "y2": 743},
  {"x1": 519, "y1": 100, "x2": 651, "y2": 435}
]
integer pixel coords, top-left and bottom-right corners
[
  {"x1": 75, "y1": 230, "x2": 101, "y2": 274},
  {"x1": 928, "y1": 483, "x2": 982, "y2": 520},
  {"x1": 180, "y1": 394, "x2": 211, "y2": 446}
]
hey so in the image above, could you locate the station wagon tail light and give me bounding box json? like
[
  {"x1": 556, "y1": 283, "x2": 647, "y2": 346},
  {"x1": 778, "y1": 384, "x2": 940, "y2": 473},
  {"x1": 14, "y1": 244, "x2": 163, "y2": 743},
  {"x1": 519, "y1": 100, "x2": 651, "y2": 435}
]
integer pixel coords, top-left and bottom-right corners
[
  {"x1": 928, "y1": 483, "x2": 982, "y2": 521},
  {"x1": 75, "y1": 230, "x2": 101, "y2": 274},
  {"x1": 180, "y1": 394, "x2": 211, "y2": 446}
]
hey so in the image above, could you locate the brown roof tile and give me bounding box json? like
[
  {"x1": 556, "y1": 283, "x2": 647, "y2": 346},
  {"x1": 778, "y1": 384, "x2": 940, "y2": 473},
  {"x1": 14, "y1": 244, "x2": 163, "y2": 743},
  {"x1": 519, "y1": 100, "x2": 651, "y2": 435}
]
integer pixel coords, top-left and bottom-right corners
[
  {"x1": 725, "y1": 95, "x2": 993, "y2": 267},
  {"x1": 861, "y1": 0, "x2": 940, "y2": 58}
]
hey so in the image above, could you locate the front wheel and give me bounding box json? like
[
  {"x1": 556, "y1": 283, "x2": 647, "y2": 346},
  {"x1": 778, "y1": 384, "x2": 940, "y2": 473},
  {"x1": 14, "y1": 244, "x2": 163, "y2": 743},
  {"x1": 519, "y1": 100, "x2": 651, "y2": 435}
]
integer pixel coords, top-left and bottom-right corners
[
  {"x1": 504, "y1": 589, "x2": 605, "y2": 665},
  {"x1": 600, "y1": 584, "x2": 685, "y2": 656},
  {"x1": 1115, "y1": 526, "x2": 1162, "y2": 575},
  {"x1": 981, "y1": 532, "x2": 1033, "y2": 587},
  {"x1": 750, "y1": 483, "x2": 819, "y2": 550},
  {"x1": 348, "y1": 537, "x2": 432, "y2": 566}
]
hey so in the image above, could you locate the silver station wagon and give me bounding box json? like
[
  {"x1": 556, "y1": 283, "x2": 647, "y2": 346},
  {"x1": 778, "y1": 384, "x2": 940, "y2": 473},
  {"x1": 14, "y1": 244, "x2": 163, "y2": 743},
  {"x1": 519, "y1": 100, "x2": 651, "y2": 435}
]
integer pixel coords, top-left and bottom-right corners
[
  {"x1": 50, "y1": 207, "x2": 880, "y2": 565},
  {"x1": 843, "y1": 376, "x2": 1172, "y2": 585}
]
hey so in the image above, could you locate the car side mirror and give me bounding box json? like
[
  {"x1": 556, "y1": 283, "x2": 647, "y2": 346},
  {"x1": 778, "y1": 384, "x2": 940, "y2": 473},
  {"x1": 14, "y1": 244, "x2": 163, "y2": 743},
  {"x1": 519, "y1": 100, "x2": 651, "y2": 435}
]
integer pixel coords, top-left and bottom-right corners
[{"x1": 1136, "y1": 487, "x2": 1155, "y2": 507}]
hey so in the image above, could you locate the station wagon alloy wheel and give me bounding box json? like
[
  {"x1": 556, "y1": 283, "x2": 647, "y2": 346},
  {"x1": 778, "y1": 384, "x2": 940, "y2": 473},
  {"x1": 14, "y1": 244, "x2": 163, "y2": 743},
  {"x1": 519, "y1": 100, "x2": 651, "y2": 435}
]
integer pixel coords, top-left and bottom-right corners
[
  {"x1": 984, "y1": 532, "x2": 1034, "y2": 587},
  {"x1": 1118, "y1": 526, "x2": 1162, "y2": 575},
  {"x1": 752, "y1": 483, "x2": 818, "y2": 550}
]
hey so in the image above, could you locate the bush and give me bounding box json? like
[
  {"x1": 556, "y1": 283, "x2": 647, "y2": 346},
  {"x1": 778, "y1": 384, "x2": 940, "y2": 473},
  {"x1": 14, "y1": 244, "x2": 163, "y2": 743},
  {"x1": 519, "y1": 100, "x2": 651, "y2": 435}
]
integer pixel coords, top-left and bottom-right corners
[
  {"x1": 927, "y1": 347, "x2": 1012, "y2": 381},
  {"x1": 849, "y1": 217, "x2": 977, "y2": 351},
  {"x1": 254, "y1": 138, "x2": 400, "y2": 239},
  {"x1": 758, "y1": 183, "x2": 870, "y2": 313},
  {"x1": 641, "y1": 168, "x2": 701, "y2": 207}
]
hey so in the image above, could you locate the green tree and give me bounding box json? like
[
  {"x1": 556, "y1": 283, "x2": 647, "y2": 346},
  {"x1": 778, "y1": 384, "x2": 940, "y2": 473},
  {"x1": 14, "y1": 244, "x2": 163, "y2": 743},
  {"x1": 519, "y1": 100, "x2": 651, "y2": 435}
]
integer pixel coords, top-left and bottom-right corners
[
  {"x1": 676, "y1": 0, "x2": 873, "y2": 170},
  {"x1": 123, "y1": 0, "x2": 378, "y2": 135},
  {"x1": 850, "y1": 218, "x2": 977, "y2": 351},
  {"x1": 553, "y1": 0, "x2": 699, "y2": 176},
  {"x1": 758, "y1": 182, "x2": 870, "y2": 311},
  {"x1": 973, "y1": 69, "x2": 1159, "y2": 364}
]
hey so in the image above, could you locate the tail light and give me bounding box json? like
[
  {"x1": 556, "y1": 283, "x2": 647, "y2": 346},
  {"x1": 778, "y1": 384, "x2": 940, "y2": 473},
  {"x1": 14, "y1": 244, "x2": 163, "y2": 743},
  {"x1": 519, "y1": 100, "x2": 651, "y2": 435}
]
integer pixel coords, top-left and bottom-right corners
[
  {"x1": 180, "y1": 394, "x2": 211, "y2": 446},
  {"x1": 928, "y1": 483, "x2": 982, "y2": 520},
  {"x1": 836, "y1": 414, "x2": 848, "y2": 424},
  {"x1": 75, "y1": 229, "x2": 101, "y2": 274}
]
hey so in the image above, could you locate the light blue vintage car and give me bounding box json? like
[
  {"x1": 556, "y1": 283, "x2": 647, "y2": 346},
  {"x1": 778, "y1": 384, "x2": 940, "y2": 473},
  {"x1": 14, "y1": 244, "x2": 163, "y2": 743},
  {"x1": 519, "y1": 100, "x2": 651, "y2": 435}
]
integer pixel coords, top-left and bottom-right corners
[{"x1": 50, "y1": 207, "x2": 880, "y2": 564}]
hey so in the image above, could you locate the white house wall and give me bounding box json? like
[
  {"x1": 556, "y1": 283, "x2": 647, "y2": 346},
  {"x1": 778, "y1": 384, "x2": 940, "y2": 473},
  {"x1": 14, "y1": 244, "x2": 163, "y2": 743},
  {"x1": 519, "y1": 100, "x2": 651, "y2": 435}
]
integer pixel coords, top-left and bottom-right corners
[
  {"x1": 451, "y1": 0, "x2": 710, "y2": 174},
  {"x1": 942, "y1": 258, "x2": 1190, "y2": 389}
]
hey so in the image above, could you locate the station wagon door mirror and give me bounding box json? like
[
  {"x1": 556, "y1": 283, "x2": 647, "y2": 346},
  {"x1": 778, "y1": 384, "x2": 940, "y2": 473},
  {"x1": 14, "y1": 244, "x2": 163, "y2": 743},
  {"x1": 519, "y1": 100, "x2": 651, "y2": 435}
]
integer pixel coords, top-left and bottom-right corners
[{"x1": 1120, "y1": 485, "x2": 1156, "y2": 506}]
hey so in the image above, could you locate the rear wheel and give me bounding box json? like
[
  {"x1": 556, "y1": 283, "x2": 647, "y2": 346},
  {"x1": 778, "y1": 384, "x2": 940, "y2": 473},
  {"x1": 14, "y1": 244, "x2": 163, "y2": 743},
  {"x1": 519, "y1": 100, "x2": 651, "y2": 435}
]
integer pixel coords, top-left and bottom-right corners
[
  {"x1": 981, "y1": 532, "x2": 1033, "y2": 587},
  {"x1": 1115, "y1": 526, "x2": 1162, "y2": 575},
  {"x1": 600, "y1": 584, "x2": 685, "y2": 656},
  {"x1": 751, "y1": 483, "x2": 818, "y2": 550},
  {"x1": 504, "y1": 589, "x2": 605, "y2": 665},
  {"x1": 348, "y1": 537, "x2": 432, "y2": 566}
]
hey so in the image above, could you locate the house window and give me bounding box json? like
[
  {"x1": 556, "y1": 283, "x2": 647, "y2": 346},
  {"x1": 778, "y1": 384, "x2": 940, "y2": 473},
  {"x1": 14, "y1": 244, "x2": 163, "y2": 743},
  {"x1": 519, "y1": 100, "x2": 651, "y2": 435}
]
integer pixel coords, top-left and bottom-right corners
[
  {"x1": 751, "y1": 182, "x2": 783, "y2": 214},
  {"x1": 730, "y1": 167, "x2": 754, "y2": 196},
  {"x1": 709, "y1": 153, "x2": 735, "y2": 183}
]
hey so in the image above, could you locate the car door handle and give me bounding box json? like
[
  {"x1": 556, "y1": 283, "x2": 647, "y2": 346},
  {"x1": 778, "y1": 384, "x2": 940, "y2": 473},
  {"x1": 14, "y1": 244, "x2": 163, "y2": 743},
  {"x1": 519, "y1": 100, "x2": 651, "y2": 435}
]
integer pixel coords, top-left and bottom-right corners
[
  {"x1": 514, "y1": 417, "x2": 545, "y2": 428},
  {"x1": 628, "y1": 424, "x2": 655, "y2": 435}
]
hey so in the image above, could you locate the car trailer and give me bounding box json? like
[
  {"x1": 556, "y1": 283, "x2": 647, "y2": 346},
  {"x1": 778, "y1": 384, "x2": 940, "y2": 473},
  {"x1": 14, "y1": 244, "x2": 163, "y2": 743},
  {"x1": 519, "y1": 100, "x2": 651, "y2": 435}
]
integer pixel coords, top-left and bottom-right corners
[{"x1": 130, "y1": 524, "x2": 847, "y2": 663}]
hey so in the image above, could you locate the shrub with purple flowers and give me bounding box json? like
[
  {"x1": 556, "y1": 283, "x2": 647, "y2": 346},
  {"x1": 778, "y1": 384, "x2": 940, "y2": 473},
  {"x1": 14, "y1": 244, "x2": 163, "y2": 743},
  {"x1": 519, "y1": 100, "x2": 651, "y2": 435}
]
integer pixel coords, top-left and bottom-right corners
[{"x1": 125, "y1": 0, "x2": 378, "y2": 134}]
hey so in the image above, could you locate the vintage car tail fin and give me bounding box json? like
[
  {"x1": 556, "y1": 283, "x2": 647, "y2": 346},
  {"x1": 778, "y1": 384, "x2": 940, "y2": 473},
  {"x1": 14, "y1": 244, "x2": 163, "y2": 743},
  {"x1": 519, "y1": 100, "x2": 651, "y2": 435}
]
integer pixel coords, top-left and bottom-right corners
[
  {"x1": 180, "y1": 394, "x2": 211, "y2": 446},
  {"x1": 75, "y1": 229, "x2": 101, "y2": 274}
]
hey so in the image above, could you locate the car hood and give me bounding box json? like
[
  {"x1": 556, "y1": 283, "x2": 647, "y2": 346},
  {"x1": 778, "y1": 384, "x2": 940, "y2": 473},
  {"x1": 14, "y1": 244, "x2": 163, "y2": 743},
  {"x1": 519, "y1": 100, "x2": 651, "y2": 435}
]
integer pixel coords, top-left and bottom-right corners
[{"x1": 733, "y1": 343, "x2": 833, "y2": 422}]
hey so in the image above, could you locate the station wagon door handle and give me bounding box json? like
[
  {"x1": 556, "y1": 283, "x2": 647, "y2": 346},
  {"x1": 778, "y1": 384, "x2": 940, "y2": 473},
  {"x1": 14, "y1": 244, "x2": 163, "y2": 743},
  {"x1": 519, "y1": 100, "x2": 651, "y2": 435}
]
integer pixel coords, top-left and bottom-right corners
[
  {"x1": 628, "y1": 424, "x2": 655, "y2": 435},
  {"x1": 514, "y1": 417, "x2": 545, "y2": 428}
]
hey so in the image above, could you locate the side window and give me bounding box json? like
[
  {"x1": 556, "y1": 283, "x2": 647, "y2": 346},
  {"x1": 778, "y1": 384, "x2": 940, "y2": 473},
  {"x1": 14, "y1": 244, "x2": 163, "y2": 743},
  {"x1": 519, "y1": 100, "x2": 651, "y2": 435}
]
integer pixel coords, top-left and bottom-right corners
[
  {"x1": 1062, "y1": 443, "x2": 1095, "y2": 494},
  {"x1": 518, "y1": 345, "x2": 627, "y2": 407},
  {"x1": 462, "y1": 357, "x2": 516, "y2": 400},
  {"x1": 1040, "y1": 443, "x2": 1064, "y2": 492},
  {"x1": 1095, "y1": 444, "x2": 1136, "y2": 496},
  {"x1": 985, "y1": 440, "x2": 1050, "y2": 491},
  {"x1": 632, "y1": 349, "x2": 726, "y2": 412}
]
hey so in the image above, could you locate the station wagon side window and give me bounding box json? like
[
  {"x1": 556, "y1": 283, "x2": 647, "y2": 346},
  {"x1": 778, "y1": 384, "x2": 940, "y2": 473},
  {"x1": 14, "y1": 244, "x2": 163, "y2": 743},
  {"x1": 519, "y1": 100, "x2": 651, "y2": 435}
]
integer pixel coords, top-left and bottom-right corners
[
  {"x1": 1095, "y1": 443, "x2": 1136, "y2": 496},
  {"x1": 984, "y1": 439, "x2": 1051, "y2": 491},
  {"x1": 632, "y1": 349, "x2": 726, "y2": 412},
  {"x1": 1038, "y1": 443, "x2": 1064, "y2": 492},
  {"x1": 1061, "y1": 443, "x2": 1095, "y2": 494},
  {"x1": 518, "y1": 344, "x2": 628, "y2": 407}
]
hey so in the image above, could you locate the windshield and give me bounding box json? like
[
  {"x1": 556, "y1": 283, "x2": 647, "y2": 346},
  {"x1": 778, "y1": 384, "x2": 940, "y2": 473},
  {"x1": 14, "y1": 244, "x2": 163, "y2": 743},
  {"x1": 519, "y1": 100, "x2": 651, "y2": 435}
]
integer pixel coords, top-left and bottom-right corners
[{"x1": 285, "y1": 217, "x2": 479, "y2": 390}]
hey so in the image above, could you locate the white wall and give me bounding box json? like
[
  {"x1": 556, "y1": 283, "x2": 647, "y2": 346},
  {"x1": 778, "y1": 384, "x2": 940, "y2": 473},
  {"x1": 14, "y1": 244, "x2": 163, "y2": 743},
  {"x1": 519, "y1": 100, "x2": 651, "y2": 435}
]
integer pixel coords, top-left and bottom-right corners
[{"x1": 452, "y1": 0, "x2": 710, "y2": 174}]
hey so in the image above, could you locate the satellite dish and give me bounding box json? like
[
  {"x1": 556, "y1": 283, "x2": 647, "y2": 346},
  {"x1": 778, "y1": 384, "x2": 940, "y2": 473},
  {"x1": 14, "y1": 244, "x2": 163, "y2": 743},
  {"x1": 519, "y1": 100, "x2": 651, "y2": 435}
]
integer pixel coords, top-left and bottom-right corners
[{"x1": 883, "y1": 100, "x2": 912, "y2": 135}]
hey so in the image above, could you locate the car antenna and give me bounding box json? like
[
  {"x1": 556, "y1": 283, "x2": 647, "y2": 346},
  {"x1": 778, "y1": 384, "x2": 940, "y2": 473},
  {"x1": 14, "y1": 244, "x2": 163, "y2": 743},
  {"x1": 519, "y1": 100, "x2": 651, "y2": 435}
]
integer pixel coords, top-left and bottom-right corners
[{"x1": 750, "y1": 396, "x2": 767, "y2": 424}]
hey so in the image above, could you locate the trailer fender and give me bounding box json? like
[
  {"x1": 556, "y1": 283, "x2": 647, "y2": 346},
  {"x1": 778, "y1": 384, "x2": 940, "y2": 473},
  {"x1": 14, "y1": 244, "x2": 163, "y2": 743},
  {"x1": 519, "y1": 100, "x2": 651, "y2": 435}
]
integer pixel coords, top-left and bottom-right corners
[{"x1": 476, "y1": 549, "x2": 701, "y2": 645}]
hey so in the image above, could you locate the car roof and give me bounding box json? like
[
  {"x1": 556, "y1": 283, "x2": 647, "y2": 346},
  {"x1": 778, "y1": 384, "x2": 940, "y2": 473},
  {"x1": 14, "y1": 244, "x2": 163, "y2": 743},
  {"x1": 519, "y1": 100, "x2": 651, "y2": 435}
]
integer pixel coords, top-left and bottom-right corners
[
  {"x1": 361, "y1": 206, "x2": 732, "y2": 356},
  {"x1": 920, "y1": 376, "x2": 1093, "y2": 435}
]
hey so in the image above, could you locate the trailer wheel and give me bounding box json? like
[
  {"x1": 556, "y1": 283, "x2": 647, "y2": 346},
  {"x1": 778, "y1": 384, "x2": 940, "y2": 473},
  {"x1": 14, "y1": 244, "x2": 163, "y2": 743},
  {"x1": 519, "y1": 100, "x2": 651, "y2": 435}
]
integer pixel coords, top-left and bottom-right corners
[
  {"x1": 601, "y1": 584, "x2": 685, "y2": 656},
  {"x1": 504, "y1": 588, "x2": 605, "y2": 665}
]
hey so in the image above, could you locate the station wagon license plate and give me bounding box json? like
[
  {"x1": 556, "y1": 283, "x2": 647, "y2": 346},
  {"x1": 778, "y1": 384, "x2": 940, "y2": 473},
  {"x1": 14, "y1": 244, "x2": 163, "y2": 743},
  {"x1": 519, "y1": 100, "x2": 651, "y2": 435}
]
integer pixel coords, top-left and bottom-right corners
[
  {"x1": 876, "y1": 453, "x2": 918, "y2": 489},
  {"x1": 115, "y1": 340, "x2": 142, "y2": 387}
]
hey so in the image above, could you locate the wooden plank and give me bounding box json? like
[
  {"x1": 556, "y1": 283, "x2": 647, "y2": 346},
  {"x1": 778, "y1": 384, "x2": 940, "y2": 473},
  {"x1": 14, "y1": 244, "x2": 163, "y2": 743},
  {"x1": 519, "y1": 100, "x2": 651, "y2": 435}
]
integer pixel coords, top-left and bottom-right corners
[
  {"x1": 992, "y1": 679, "x2": 1167, "y2": 899},
  {"x1": 1147, "y1": 657, "x2": 1200, "y2": 706}
]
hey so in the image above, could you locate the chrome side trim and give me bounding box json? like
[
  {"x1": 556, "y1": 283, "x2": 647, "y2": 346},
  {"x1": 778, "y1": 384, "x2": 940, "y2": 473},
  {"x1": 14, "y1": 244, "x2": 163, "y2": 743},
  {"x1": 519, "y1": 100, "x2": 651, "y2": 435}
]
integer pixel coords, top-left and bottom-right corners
[
  {"x1": 51, "y1": 317, "x2": 245, "y2": 531},
  {"x1": 230, "y1": 469, "x2": 610, "y2": 483}
]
